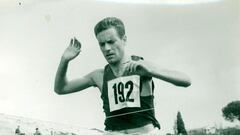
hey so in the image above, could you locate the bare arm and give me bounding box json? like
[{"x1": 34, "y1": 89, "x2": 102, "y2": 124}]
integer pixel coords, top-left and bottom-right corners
[
  {"x1": 54, "y1": 58, "x2": 96, "y2": 94},
  {"x1": 124, "y1": 60, "x2": 191, "y2": 87},
  {"x1": 148, "y1": 65, "x2": 191, "y2": 87},
  {"x1": 54, "y1": 38, "x2": 96, "y2": 95}
]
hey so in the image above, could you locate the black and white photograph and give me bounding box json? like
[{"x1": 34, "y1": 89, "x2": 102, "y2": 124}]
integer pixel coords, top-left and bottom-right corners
[{"x1": 0, "y1": 0, "x2": 239, "y2": 135}]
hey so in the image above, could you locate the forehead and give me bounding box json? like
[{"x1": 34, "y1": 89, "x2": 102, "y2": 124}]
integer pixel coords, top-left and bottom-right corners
[{"x1": 96, "y1": 28, "x2": 120, "y2": 42}]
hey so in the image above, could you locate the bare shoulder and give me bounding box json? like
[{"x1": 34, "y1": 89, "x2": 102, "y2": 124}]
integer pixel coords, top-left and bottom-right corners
[
  {"x1": 89, "y1": 68, "x2": 104, "y2": 77},
  {"x1": 88, "y1": 68, "x2": 104, "y2": 90}
]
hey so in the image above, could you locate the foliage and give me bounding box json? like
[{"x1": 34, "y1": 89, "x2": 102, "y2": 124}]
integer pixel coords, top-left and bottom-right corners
[
  {"x1": 176, "y1": 111, "x2": 188, "y2": 135},
  {"x1": 188, "y1": 128, "x2": 206, "y2": 135},
  {"x1": 220, "y1": 127, "x2": 240, "y2": 135},
  {"x1": 222, "y1": 100, "x2": 240, "y2": 122},
  {"x1": 188, "y1": 127, "x2": 240, "y2": 135}
]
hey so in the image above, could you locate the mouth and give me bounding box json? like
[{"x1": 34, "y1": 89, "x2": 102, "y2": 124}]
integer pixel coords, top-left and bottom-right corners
[{"x1": 105, "y1": 53, "x2": 115, "y2": 58}]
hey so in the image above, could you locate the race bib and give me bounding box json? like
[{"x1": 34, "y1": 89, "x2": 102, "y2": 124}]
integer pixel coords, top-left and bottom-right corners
[{"x1": 108, "y1": 75, "x2": 140, "y2": 112}]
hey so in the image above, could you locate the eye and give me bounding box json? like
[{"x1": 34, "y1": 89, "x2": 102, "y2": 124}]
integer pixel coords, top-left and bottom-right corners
[
  {"x1": 107, "y1": 40, "x2": 115, "y2": 44},
  {"x1": 99, "y1": 42, "x2": 105, "y2": 47}
]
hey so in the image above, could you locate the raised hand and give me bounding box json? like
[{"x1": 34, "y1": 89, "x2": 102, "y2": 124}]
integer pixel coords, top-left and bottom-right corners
[
  {"x1": 62, "y1": 37, "x2": 81, "y2": 61},
  {"x1": 124, "y1": 60, "x2": 152, "y2": 77}
]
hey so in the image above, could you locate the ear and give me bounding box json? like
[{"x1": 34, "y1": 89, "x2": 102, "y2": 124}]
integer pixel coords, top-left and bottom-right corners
[{"x1": 122, "y1": 35, "x2": 127, "y2": 42}]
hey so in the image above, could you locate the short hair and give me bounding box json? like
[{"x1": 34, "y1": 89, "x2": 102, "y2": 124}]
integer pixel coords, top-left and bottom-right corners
[{"x1": 94, "y1": 17, "x2": 125, "y2": 38}]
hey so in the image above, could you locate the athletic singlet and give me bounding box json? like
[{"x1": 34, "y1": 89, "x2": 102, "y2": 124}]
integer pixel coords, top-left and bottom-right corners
[{"x1": 101, "y1": 55, "x2": 160, "y2": 131}]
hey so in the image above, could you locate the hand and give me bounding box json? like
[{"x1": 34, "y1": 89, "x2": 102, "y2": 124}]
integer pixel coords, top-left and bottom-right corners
[
  {"x1": 62, "y1": 37, "x2": 81, "y2": 61},
  {"x1": 124, "y1": 60, "x2": 152, "y2": 77}
]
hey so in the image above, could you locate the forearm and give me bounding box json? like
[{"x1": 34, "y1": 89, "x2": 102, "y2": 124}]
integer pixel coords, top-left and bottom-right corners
[
  {"x1": 144, "y1": 62, "x2": 191, "y2": 87},
  {"x1": 54, "y1": 57, "x2": 69, "y2": 94},
  {"x1": 150, "y1": 68, "x2": 191, "y2": 87}
]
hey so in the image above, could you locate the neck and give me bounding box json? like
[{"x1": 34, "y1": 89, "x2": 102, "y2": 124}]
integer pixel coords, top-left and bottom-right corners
[{"x1": 109, "y1": 54, "x2": 131, "y2": 77}]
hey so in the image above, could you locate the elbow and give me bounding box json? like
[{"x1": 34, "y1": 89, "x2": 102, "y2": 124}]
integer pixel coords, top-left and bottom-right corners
[
  {"x1": 182, "y1": 80, "x2": 191, "y2": 87},
  {"x1": 179, "y1": 75, "x2": 191, "y2": 87},
  {"x1": 54, "y1": 87, "x2": 65, "y2": 95},
  {"x1": 176, "y1": 79, "x2": 191, "y2": 87},
  {"x1": 54, "y1": 89, "x2": 62, "y2": 95},
  {"x1": 171, "y1": 75, "x2": 191, "y2": 87},
  {"x1": 185, "y1": 76, "x2": 192, "y2": 87}
]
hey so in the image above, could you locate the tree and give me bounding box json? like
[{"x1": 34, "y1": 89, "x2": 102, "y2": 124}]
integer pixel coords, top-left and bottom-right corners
[
  {"x1": 176, "y1": 111, "x2": 188, "y2": 135},
  {"x1": 222, "y1": 100, "x2": 240, "y2": 122}
]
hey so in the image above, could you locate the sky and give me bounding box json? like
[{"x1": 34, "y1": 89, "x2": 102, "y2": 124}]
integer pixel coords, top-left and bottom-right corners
[{"x1": 0, "y1": 0, "x2": 239, "y2": 134}]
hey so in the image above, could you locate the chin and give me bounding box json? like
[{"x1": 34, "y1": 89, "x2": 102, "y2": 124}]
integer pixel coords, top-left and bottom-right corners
[
  {"x1": 108, "y1": 60, "x2": 116, "y2": 64},
  {"x1": 107, "y1": 59, "x2": 119, "y2": 65}
]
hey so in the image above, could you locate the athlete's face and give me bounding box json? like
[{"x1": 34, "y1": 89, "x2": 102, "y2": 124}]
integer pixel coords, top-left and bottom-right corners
[{"x1": 96, "y1": 28, "x2": 126, "y2": 65}]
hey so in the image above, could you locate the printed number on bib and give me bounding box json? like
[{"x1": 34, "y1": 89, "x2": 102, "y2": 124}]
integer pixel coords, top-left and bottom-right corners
[{"x1": 108, "y1": 75, "x2": 140, "y2": 112}]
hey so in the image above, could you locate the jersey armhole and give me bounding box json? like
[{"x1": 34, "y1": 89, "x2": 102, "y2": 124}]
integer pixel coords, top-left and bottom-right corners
[{"x1": 90, "y1": 68, "x2": 104, "y2": 88}]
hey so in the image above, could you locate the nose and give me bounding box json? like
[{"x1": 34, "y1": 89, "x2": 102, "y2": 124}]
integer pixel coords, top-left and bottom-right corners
[{"x1": 103, "y1": 43, "x2": 111, "y2": 51}]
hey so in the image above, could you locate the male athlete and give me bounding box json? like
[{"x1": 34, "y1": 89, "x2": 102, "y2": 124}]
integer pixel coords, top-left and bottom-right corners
[{"x1": 54, "y1": 17, "x2": 191, "y2": 135}]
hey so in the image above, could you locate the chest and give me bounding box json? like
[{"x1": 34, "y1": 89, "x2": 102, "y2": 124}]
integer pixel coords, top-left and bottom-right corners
[{"x1": 93, "y1": 69, "x2": 153, "y2": 96}]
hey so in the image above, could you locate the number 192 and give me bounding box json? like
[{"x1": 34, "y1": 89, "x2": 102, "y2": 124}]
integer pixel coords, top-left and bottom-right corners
[{"x1": 112, "y1": 81, "x2": 134, "y2": 104}]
